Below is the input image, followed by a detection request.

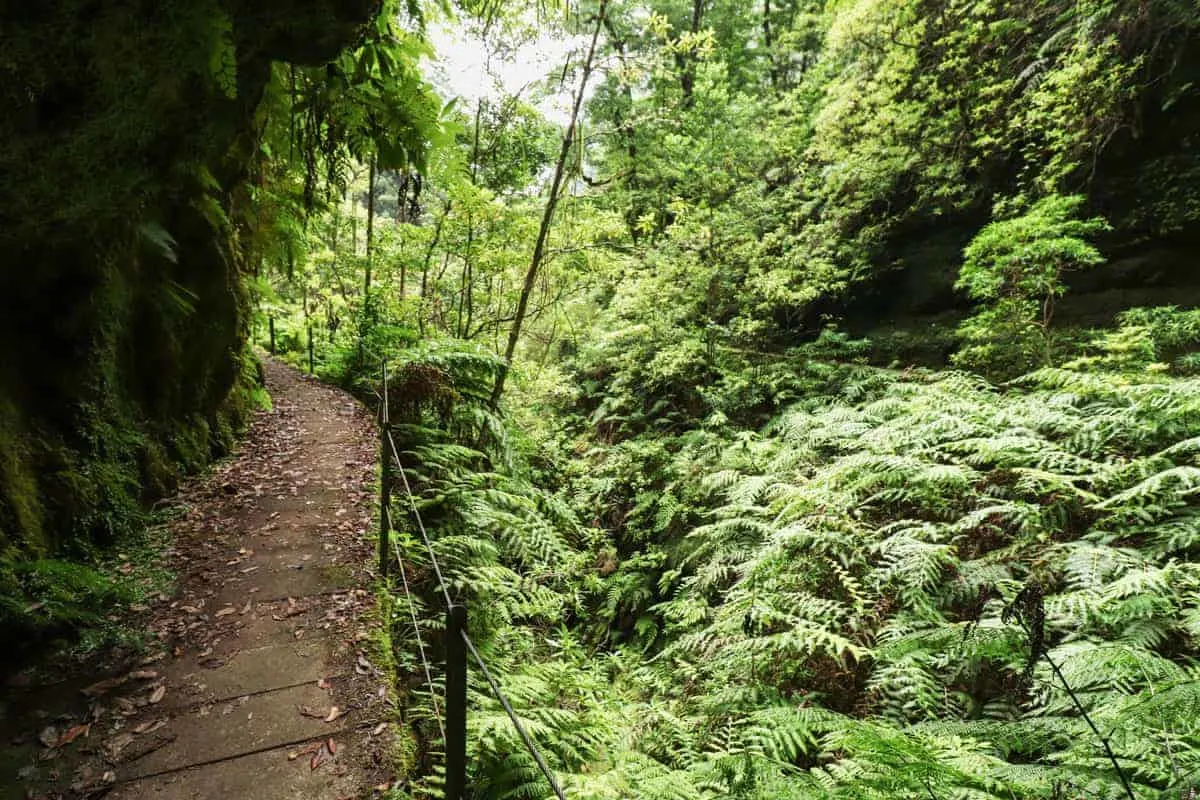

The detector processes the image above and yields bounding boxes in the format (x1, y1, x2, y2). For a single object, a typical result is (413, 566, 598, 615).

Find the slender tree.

(491, 0, 608, 403)
(365, 154, 377, 294)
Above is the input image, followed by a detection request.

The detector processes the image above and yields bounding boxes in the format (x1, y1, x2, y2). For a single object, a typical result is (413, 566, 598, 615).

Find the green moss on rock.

(0, 0, 377, 641)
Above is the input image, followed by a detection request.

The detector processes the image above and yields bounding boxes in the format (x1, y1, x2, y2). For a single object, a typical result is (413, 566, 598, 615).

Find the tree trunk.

(491, 0, 608, 404)
(357, 157, 376, 368)
(459, 99, 484, 339)
(364, 155, 376, 296)
(396, 171, 411, 298)
(419, 201, 450, 338)
(396, 173, 408, 224)
(676, 0, 706, 109)
(330, 200, 341, 255)
(763, 0, 779, 89)
(602, 16, 643, 243)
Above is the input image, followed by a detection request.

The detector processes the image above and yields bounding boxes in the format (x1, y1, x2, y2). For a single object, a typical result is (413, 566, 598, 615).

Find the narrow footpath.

(6, 360, 396, 799)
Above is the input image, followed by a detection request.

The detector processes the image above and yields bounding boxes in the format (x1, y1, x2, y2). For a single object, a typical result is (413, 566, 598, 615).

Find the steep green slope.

(382, 313, 1200, 799)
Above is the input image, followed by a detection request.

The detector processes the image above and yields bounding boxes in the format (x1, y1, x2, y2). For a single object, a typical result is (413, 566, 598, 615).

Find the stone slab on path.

(205, 598, 328, 655)
(0, 360, 396, 800)
(108, 739, 359, 800)
(158, 638, 335, 709)
(118, 682, 344, 780)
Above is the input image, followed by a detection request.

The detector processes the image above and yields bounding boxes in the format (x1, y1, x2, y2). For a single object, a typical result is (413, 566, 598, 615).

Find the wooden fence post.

(445, 603, 468, 800)
(379, 360, 391, 579)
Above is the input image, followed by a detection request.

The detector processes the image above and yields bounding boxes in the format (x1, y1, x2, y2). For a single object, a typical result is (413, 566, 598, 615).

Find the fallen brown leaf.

(286, 740, 322, 761)
(54, 724, 89, 747)
(215, 606, 237, 618)
(148, 685, 166, 704)
(81, 677, 127, 697)
(323, 706, 343, 723)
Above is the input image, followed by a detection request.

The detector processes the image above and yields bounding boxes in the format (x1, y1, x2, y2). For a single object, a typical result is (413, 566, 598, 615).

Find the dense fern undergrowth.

(291, 304, 1198, 800)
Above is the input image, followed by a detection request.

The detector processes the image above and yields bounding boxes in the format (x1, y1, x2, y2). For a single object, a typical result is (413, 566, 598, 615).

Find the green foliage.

(0, 559, 129, 632)
(256, 1, 1200, 798)
(583, 0, 1200, 341)
(370, 305, 1200, 800)
(1070, 307, 1200, 376)
(538, 333, 1200, 798)
(955, 195, 1109, 376)
(0, 509, 174, 659)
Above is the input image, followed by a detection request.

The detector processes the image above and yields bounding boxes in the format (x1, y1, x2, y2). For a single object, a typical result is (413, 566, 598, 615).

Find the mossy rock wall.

(0, 1, 375, 610)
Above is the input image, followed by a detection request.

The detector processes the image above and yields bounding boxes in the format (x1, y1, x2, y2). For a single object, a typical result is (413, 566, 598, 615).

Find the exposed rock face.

(0, 1, 376, 589)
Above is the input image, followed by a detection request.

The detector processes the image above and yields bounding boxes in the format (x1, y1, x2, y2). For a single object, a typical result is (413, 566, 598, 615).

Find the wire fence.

(383, 504, 445, 743)
(378, 360, 567, 800)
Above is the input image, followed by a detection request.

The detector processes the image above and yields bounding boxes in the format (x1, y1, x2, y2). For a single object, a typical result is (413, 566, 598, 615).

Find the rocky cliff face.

(0, 0, 376, 606)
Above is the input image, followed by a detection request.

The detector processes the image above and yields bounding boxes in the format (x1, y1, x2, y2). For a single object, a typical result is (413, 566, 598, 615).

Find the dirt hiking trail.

(2, 360, 396, 799)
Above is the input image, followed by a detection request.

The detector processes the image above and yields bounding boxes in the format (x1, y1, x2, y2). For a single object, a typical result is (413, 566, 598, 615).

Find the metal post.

(379, 361, 391, 579)
(268, 316, 276, 356)
(307, 324, 315, 373)
(445, 604, 468, 800)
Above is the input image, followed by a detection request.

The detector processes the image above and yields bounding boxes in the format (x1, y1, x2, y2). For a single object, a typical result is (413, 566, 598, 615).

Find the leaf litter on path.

(13, 363, 382, 798)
